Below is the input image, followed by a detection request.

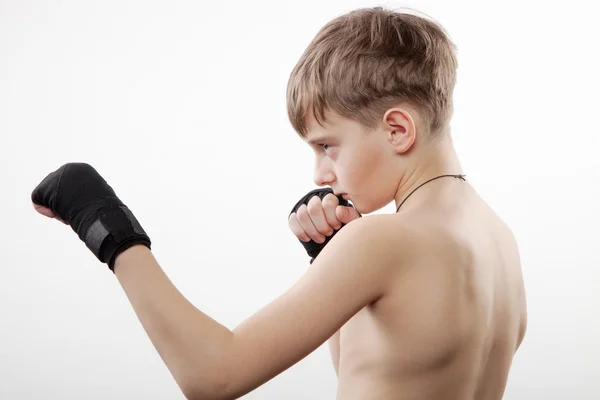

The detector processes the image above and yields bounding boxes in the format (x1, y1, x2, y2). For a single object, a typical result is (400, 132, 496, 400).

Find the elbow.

(180, 373, 233, 400)
(178, 337, 236, 399)
(178, 335, 238, 399)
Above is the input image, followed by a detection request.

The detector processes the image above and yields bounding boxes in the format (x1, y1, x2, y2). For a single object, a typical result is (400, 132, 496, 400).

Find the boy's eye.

(320, 144, 330, 152)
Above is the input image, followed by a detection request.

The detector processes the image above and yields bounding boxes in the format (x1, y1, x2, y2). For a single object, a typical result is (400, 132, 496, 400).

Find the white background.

(1, 0, 599, 398)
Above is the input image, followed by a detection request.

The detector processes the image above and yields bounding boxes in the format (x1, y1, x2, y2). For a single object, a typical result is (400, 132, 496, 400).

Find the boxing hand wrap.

(31, 163, 151, 271)
(289, 188, 361, 264)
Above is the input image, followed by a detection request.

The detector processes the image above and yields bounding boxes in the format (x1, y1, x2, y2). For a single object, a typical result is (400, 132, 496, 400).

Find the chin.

(354, 198, 391, 215)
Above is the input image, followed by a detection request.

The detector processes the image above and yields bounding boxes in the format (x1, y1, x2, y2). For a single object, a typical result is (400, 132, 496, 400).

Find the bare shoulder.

(334, 213, 428, 276)
(326, 213, 408, 262)
(341, 214, 418, 258)
(318, 214, 416, 283)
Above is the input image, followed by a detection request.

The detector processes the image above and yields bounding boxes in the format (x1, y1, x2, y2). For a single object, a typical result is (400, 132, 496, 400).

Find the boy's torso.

(332, 187, 527, 400)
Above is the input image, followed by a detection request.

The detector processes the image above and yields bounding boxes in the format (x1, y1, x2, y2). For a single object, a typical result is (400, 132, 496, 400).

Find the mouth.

(332, 189, 348, 199)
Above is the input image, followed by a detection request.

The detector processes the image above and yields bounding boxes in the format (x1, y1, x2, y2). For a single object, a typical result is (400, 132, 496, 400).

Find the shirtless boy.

(32, 7, 527, 400)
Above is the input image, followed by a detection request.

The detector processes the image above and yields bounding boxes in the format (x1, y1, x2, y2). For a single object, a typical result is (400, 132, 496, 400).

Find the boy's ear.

(382, 108, 416, 154)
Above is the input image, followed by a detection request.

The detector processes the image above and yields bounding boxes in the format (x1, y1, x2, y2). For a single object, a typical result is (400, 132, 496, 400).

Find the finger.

(33, 203, 68, 225)
(306, 196, 334, 236)
(336, 204, 361, 225)
(322, 193, 342, 230)
(288, 213, 311, 242)
(33, 203, 56, 218)
(296, 204, 327, 243)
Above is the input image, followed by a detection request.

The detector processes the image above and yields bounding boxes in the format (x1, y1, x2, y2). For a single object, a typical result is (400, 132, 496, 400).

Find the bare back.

(332, 184, 527, 400)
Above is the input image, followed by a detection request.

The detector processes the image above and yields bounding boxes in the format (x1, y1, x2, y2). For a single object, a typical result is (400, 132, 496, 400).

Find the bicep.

(220, 217, 397, 399)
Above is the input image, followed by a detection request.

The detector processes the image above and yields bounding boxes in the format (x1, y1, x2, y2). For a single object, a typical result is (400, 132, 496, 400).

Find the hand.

(31, 163, 151, 271)
(33, 203, 68, 225)
(288, 188, 361, 263)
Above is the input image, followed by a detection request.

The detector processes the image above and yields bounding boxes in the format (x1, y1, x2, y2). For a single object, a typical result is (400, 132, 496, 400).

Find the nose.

(313, 158, 335, 187)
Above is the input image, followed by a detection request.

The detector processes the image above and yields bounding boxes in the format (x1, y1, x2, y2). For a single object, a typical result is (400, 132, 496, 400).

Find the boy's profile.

(285, 7, 527, 399)
(31, 6, 527, 400)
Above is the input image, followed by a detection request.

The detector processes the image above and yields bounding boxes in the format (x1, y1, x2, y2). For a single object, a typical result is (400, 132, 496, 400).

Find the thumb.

(336, 205, 360, 225)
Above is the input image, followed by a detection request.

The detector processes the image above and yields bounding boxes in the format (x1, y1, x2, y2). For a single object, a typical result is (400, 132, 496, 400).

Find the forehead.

(303, 111, 353, 144)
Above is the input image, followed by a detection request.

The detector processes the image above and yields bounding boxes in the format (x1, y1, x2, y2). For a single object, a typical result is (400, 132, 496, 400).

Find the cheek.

(353, 147, 390, 192)
(339, 151, 371, 187)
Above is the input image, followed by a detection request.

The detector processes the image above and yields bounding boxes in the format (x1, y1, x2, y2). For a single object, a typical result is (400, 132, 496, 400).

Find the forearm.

(113, 245, 233, 398)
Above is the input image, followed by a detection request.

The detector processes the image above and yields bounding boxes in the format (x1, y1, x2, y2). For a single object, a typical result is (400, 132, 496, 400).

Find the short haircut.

(287, 7, 458, 138)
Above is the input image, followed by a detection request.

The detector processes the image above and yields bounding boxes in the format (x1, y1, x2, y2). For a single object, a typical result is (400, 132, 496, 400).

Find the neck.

(393, 135, 465, 212)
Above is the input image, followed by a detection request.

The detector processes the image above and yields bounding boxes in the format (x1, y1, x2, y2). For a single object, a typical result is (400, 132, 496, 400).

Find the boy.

(32, 6, 527, 400)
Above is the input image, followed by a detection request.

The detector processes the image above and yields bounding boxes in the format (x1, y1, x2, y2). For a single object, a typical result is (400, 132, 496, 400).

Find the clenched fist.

(288, 188, 361, 263)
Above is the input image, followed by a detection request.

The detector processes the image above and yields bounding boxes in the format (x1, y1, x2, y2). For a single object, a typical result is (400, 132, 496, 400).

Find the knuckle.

(306, 199, 321, 213)
(318, 227, 333, 236)
(308, 195, 321, 204)
(323, 199, 339, 214)
(329, 218, 342, 230)
(298, 235, 310, 242)
(323, 193, 339, 206)
(289, 222, 309, 241)
(296, 205, 308, 219)
(298, 231, 311, 242)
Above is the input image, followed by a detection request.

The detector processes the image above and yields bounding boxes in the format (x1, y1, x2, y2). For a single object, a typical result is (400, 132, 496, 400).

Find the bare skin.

(289, 183, 526, 400)
(328, 184, 526, 400)
(33, 106, 527, 399)
(289, 108, 527, 399)
(35, 186, 526, 400)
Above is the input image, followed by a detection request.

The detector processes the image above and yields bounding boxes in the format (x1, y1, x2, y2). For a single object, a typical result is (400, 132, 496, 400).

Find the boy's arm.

(114, 215, 401, 400)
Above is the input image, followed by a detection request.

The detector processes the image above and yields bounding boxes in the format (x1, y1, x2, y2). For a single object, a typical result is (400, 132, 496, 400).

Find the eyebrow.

(305, 135, 330, 145)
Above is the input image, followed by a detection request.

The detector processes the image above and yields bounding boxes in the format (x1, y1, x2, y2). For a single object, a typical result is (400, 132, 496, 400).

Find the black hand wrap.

(31, 163, 151, 271)
(289, 188, 360, 264)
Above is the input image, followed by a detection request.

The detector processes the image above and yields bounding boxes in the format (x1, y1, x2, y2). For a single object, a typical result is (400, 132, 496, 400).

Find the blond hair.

(286, 7, 458, 138)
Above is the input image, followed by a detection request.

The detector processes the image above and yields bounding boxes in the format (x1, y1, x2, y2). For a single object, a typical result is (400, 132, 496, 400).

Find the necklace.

(395, 174, 466, 213)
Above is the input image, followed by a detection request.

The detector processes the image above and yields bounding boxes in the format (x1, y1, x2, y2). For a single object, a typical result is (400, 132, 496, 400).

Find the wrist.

(112, 243, 152, 273)
(106, 237, 151, 272)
